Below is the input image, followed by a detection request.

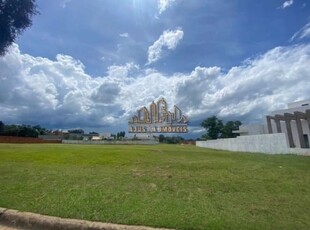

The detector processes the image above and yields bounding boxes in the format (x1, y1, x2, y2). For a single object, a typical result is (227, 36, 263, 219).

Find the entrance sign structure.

(128, 98, 188, 133)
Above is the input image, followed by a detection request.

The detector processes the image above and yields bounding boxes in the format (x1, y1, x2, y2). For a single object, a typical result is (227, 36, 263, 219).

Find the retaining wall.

(0, 136, 62, 144)
(196, 133, 310, 155)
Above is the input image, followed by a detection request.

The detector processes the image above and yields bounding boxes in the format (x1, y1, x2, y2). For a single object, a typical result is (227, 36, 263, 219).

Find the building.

(234, 99, 310, 149)
(266, 99, 310, 148)
(233, 124, 267, 136)
(197, 99, 310, 154)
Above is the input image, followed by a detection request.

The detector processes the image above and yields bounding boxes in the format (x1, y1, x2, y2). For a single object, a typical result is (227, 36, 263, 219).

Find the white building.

(234, 99, 310, 149)
(233, 124, 267, 136)
(266, 99, 310, 148)
(197, 99, 310, 154)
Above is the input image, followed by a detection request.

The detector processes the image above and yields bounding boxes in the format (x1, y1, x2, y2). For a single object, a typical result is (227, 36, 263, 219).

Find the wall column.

(306, 110, 310, 131)
(266, 116, 273, 133)
(294, 112, 306, 148)
(284, 113, 294, 148)
(274, 115, 282, 133)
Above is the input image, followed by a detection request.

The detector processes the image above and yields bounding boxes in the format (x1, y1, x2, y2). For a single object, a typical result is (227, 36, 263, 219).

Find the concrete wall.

(196, 133, 310, 155)
(0, 136, 61, 144)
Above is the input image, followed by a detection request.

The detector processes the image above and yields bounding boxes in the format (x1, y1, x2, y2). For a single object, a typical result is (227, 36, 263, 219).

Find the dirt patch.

(0, 208, 173, 230)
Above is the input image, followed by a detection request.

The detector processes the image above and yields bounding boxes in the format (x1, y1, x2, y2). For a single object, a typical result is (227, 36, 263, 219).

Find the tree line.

(1, 115, 241, 141)
(0, 121, 48, 138)
(0, 121, 128, 140)
(158, 135, 184, 144)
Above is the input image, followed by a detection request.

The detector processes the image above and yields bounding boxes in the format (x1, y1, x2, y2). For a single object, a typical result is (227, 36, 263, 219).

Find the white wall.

(196, 133, 310, 155)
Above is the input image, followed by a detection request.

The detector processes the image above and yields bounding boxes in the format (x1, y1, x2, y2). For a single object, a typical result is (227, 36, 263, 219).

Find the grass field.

(0, 143, 309, 229)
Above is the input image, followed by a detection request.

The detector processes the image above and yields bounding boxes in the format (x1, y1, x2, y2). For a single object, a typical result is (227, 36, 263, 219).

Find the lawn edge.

(0, 207, 174, 230)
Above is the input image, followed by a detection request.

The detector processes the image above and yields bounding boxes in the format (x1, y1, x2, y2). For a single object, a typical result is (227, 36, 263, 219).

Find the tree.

(116, 131, 125, 140)
(0, 124, 39, 137)
(18, 124, 39, 137)
(33, 125, 48, 135)
(89, 131, 99, 136)
(201, 116, 242, 139)
(201, 116, 224, 139)
(0, 0, 38, 56)
(68, 129, 84, 134)
(0, 121, 4, 134)
(158, 134, 165, 143)
(221, 120, 242, 138)
(157, 134, 184, 144)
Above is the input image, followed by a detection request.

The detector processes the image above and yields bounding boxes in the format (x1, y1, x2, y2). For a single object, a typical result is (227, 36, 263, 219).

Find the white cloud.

(158, 0, 176, 14)
(61, 0, 72, 8)
(107, 62, 139, 80)
(290, 21, 310, 41)
(281, 0, 294, 9)
(176, 45, 310, 123)
(119, 33, 129, 38)
(0, 43, 309, 134)
(147, 28, 184, 65)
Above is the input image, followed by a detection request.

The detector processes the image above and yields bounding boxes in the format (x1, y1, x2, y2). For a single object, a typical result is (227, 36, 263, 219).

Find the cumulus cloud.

(290, 21, 310, 41)
(147, 28, 184, 65)
(281, 0, 294, 9)
(91, 82, 121, 105)
(176, 44, 310, 124)
(158, 0, 176, 14)
(0, 43, 309, 134)
(119, 33, 129, 38)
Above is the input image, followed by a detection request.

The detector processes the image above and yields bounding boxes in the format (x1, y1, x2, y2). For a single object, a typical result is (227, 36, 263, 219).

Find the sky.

(0, 0, 310, 138)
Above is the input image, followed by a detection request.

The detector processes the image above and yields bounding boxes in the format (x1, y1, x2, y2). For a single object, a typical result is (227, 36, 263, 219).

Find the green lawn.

(0, 144, 309, 230)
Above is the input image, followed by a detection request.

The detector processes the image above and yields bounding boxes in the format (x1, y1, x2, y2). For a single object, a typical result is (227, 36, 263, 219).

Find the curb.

(0, 208, 173, 230)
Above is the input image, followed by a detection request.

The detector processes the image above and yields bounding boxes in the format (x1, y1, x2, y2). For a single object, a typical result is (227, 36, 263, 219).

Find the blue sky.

(1, 0, 310, 137)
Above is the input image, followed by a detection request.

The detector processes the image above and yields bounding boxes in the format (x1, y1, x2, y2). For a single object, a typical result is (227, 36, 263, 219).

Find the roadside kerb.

(0, 208, 173, 230)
